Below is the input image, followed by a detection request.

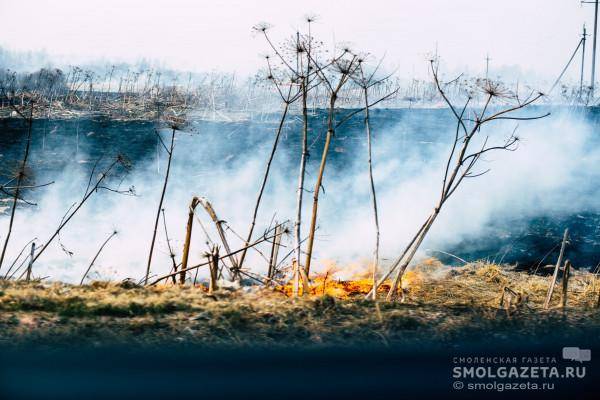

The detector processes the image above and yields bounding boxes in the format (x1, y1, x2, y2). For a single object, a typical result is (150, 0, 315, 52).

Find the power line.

(549, 37, 584, 94)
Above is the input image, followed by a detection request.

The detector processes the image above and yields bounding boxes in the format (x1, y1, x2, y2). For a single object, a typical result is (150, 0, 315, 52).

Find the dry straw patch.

(405, 261, 600, 309)
(1, 261, 598, 314)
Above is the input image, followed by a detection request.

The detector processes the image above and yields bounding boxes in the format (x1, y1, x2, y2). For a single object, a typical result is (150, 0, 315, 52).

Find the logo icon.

(562, 347, 591, 362)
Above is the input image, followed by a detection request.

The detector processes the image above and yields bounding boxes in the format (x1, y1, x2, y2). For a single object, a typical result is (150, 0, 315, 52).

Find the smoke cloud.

(0, 107, 598, 283)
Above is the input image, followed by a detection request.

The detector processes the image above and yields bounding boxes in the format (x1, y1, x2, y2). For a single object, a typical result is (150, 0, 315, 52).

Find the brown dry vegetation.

(0, 261, 598, 349)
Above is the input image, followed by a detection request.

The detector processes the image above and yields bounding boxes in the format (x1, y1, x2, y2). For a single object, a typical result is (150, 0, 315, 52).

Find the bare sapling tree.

(250, 20, 324, 293)
(303, 47, 360, 277)
(144, 111, 187, 285)
(0, 93, 55, 272)
(145, 126, 176, 284)
(237, 23, 305, 277)
(316, 58, 399, 299)
(355, 59, 386, 300)
(378, 61, 548, 301)
(0, 99, 34, 270)
(292, 16, 319, 280)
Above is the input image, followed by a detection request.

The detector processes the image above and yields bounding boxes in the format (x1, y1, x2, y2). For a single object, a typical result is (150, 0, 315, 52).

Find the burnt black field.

(0, 106, 599, 276)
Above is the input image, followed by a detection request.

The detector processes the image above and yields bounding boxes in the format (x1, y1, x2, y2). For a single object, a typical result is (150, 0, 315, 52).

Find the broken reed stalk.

(544, 228, 569, 309)
(80, 230, 117, 285)
(197, 197, 239, 278)
(257, 26, 316, 276)
(0, 102, 34, 271)
(149, 225, 284, 285)
(180, 196, 200, 284)
(25, 242, 35, 282)
(145, 128, 176, 285)
(237, 99, 290, 274)
(561, 259, 571, 308)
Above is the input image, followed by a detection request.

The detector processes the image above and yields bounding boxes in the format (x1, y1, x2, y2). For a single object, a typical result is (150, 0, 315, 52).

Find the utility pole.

(485, 54, 491, 80)
(581, 25, 588, 96)
(583, 0, 599, 91)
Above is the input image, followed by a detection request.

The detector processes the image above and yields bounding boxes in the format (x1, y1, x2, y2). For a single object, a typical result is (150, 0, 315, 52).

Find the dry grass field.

(0, 261, 598, 349)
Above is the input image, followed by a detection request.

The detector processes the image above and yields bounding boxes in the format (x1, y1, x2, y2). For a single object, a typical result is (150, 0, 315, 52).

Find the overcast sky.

(0, 0, 594, 82)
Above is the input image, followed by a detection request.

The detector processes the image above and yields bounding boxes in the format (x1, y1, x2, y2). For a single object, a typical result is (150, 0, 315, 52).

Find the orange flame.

(278, 260, 425, 299)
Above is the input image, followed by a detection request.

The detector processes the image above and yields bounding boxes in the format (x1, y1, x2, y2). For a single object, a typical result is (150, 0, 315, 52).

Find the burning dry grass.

(281, 259, 600, 309)
(0, 261, 598, 348)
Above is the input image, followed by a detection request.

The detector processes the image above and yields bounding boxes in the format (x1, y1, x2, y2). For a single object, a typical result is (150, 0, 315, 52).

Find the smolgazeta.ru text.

(452, 366, 585, 379)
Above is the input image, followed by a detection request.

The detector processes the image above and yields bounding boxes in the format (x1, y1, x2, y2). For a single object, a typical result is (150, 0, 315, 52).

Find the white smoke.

(0, 108, 598, 283)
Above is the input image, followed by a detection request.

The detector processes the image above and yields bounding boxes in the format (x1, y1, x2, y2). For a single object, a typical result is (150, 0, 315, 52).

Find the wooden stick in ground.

(299, 266, 310, 296)
(544, 228, 569, 309)
(180, 197, 200, 284)
(209, 245, 219, 294)
(25, 242, 35, 282)
(292, 258, 299, 297)
(267, 224, 282, 279)
(561, 259, 572, 308)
